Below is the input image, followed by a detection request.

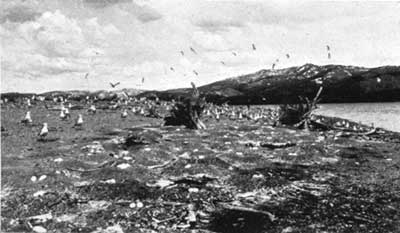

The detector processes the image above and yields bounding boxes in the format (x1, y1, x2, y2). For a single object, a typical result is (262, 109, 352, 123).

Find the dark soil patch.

(78, 179, 157, 200)
(230, 163, 314, 191)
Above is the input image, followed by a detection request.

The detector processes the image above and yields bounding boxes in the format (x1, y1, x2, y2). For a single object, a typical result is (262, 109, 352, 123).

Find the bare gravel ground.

(1, 102, 400, 233)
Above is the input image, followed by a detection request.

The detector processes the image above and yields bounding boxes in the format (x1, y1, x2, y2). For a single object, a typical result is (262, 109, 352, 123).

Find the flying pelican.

(272, 63, 276, 70)
(220, 61, 226, 65)
(21, 111, 33, 124)
(142, 77, 145, 83)
(232, 52, 237, 56)
(110, 82, 120, 88)
(38, 123, 48, 139)
(190, 47, 197, 54)
(252, 43, 256, 50)
(328, 52, 331, 59)
(286, 54, 290, 59)
(180, 51, 185, 56)
(170, 67, 175, 72)
(326, 45, 330, 51)
(193, 70, 199, 76)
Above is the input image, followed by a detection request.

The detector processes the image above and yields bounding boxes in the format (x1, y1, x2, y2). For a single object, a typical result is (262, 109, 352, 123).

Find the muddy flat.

(2, 102, 400, 233)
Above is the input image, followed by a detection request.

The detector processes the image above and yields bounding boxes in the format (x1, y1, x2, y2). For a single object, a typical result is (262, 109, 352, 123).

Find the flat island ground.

(1, 99, 400, 233)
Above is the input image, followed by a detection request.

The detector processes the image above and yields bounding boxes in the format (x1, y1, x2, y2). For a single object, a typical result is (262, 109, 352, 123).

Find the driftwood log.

(278, 86, 323, 130)
(164, 82, 206, 129)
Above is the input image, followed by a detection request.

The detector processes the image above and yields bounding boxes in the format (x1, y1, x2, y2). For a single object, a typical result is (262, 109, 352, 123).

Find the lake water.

(314, 102, 400, 132)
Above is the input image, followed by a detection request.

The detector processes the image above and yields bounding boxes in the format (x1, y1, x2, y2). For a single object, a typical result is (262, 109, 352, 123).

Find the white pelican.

(64, 108, 71, 118)
(88, 105, 96, 114)
(60, 109, 66, 120)
(38, 123, 48, 138)
(21, 111, 33, 124)
(74, 114, 84, 127)
(121, 109, 128, 118)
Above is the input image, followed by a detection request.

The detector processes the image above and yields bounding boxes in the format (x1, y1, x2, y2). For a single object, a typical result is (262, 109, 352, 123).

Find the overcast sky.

(1, 0, 400, 93)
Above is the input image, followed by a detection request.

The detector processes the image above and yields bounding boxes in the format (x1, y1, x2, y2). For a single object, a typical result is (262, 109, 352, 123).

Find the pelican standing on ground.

(21, 111, 33, 124)
(60, 109, 67, 120)
(74, 114, 84, 128)
(38, 123, 48, 139)
(121, 109, 128, 118)
(89, 104, 96, 114)
(64, 108, 71, 118)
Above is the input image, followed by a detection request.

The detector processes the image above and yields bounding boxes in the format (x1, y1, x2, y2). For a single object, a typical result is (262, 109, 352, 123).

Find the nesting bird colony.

(1, 93, 400, 233)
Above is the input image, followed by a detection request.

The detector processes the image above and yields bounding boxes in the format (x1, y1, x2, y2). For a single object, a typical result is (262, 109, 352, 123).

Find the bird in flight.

(252, 43, 256, 50)
(84, 73, 89, 79)
(170, 67, 175, 72)
(193, 70, 199, 76)
(326, 45, 330, 51)
(190, 47, 197, 54)
(272, 63, 276, 70)
(180, 51, 185, 56)
(142, 77, 145, 83)
(232, 52, 237, 56)
(328, 52, 331, 59)
(109, 82, 120, 88)
(286, 54, 290, 59)
(220, 61, 226, 65)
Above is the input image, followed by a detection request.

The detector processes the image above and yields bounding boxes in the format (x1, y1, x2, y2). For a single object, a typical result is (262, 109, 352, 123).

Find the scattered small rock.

(32, 226, 47, 233)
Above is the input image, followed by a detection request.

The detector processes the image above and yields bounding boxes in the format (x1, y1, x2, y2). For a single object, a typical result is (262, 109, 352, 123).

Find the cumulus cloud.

(1, 0, 400, 92)
(0, 4, 41, 23)
(83, 0, 131, 8)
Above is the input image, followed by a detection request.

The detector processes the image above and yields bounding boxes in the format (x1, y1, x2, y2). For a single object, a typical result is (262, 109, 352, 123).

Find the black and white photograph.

(1, 0, 400, 232)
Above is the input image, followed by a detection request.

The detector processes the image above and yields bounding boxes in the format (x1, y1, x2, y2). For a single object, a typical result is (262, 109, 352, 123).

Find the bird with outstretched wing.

(110, 82, 120, 88)
(190, 47, 197, 54)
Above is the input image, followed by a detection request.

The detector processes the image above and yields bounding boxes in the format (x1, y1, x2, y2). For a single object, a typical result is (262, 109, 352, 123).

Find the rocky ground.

(1, 102, 400, 233)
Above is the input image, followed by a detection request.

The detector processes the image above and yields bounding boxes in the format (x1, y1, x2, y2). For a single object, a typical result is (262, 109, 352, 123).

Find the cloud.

(83, 0, 132, 8)
(1, 10, 122, 87)
(0, 4, 41, 23)
(2, 0, 400, 93)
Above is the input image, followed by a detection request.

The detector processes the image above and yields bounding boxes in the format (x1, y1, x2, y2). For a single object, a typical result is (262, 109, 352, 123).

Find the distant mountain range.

(2, 64, 400, 104)
(139, 64, 400, 104)
(1, 88, 145, 101)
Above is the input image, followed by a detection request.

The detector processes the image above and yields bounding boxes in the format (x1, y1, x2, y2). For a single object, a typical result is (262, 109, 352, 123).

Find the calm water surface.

(315, 102, 400, 132)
